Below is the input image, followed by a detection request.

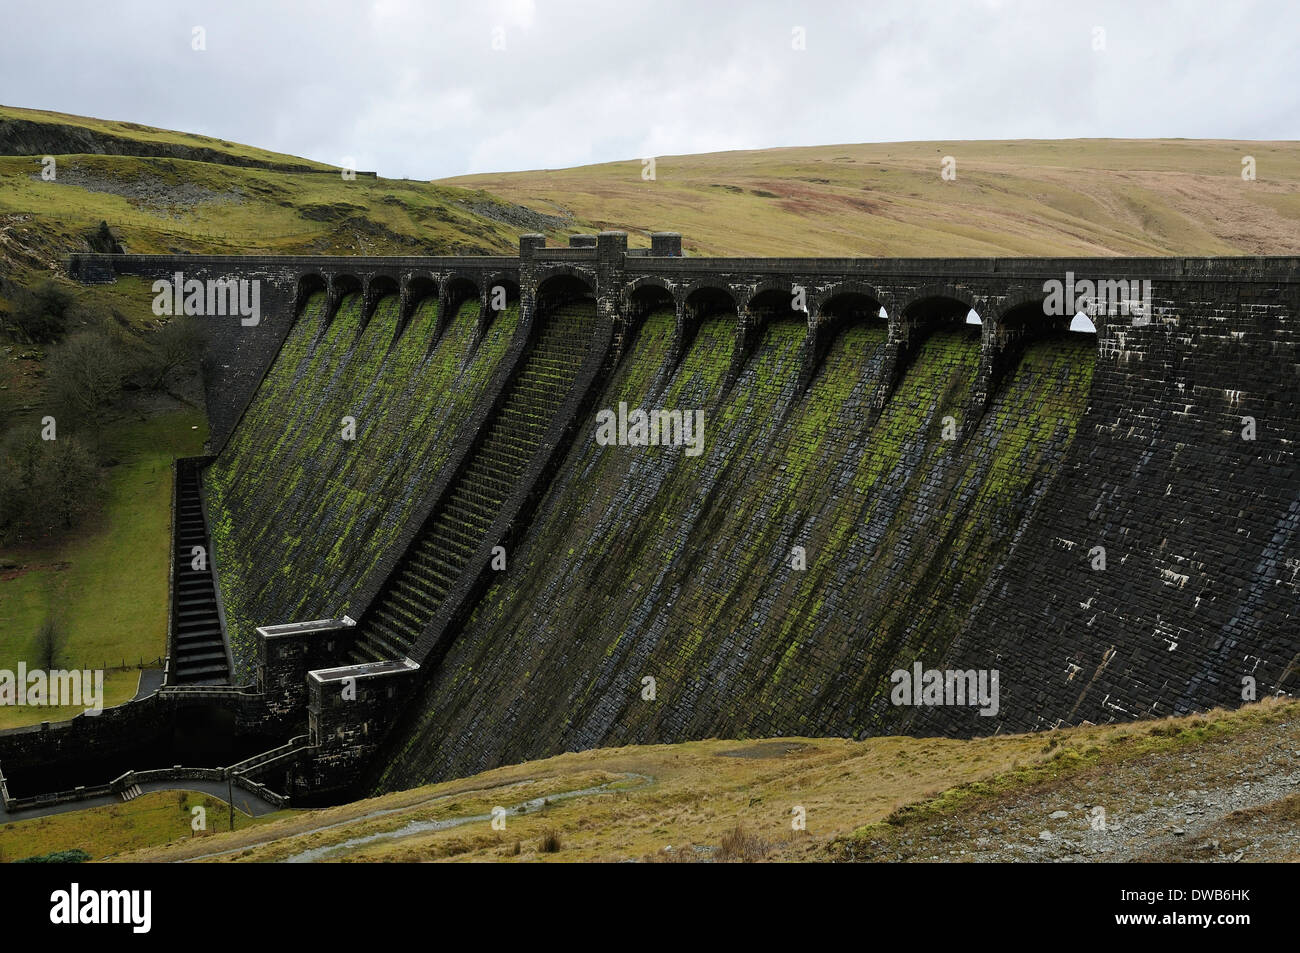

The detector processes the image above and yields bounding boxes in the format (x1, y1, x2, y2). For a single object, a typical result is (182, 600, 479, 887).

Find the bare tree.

(34, 616, 66, 670)
(45, 326, 126, 421)
(140, 316, 205, 391)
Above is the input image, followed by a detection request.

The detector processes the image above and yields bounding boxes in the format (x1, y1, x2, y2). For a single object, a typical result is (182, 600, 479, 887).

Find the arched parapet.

(621, 275, 678, 312)
(361, 274, 400, 330)
(735, 277, 801, 321)
(397, 273, 439, 348)
(438, 273, 483, 343)
(808, 280, 887, 329)
(729, 284, 808, 388)
(678, 283, 739, 369)
(534, 268, 597, 315)
(534, 264, 598, 297)
(294, 272, 327, 319)
(874, 284, 985, 418)
(323, 273, 362, 331)
(895, 282, 983, 346)
(800, 282, 889, 393)
(619, 276, 677, 369)
(479, 273, 520, 336)
(978, 287, 1075, 402)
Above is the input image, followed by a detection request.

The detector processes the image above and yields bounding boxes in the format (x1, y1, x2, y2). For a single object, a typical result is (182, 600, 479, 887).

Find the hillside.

(0, 104, 535, 288)
(440, 139, 1300, 257)
(80, 698, 1297, 862)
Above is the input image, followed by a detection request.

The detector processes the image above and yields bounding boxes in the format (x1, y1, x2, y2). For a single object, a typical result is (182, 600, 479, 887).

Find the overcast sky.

(2, 0, 1296, 180)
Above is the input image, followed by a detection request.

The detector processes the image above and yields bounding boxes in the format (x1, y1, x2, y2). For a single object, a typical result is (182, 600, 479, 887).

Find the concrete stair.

(171, 461, 230, 684)
(348, 304, 594, 664)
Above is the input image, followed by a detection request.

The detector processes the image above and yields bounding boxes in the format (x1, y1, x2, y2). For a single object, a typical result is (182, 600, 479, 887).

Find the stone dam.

(1, 231, 1296, 809)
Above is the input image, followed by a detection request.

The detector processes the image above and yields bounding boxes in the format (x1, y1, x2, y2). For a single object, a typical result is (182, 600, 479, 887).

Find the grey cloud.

(0, 0, 1294, 179)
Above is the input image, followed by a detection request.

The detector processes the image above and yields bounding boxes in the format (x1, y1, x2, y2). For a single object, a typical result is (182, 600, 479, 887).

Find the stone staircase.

(171, 458, 230, 684)
(349, 302, 596, 664)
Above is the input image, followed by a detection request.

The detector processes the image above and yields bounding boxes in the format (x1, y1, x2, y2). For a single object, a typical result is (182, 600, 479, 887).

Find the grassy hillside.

(440, 139, 1300, 257)
(0, 104, 339, 173)
(70, 697, 1295, 863)
(0, 104, 536, 290)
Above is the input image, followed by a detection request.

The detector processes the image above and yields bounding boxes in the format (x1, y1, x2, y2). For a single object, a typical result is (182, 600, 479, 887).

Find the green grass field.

(0, 408, 207, 728)
(0, 789, 288, 862)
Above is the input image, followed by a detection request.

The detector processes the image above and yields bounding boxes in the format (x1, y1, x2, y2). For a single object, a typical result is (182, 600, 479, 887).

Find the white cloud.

(0, 0, 1294, 179)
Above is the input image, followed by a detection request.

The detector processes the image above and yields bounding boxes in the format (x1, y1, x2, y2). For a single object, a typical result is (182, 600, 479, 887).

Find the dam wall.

(55, 236, 1300, 801)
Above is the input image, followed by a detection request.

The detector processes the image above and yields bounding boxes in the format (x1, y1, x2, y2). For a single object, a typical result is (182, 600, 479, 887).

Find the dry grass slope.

(87, 698, 1300, 863)
(440, 139, 1300, 257)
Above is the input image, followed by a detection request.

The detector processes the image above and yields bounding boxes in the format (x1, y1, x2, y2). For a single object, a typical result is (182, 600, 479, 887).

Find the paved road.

(0, 777, 282, 824)
(133, 668, 166, 700)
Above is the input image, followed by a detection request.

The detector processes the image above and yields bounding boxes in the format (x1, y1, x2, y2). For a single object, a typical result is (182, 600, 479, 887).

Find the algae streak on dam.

(370, 311, 1094, 789)
(204, 288, 1095, 787)
(206, 291, 519, 676)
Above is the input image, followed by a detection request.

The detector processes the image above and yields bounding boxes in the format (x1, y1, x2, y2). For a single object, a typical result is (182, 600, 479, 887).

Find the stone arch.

(362, 274, 400, 328)
(897, 284, 986, 346)
(742, 285, 806, 335)
(443, 272, 481, 301)
(294, 272, 327, 317)
(989, 290, 1073, 346)
(323, 273, 362, 329)
(329, 273, 362, 294)
(622, 277, 676, 332)
(802, 283, 890, 387)
(535, 263, 598, 295)
(481, 273, 521, 334)
(681, 282, 737, 320)
(397, 274, 439, 345)
(622, 275, 677, 309)
(880, 285, 985, 406)
(441, 273, 482, 332)
(730, 283, 811, 393)
(532, 270, 598, 341)
(536, 268, 596, 301)
(736, 277, 799, 316)
(976, 290, 1099, 417)
(810, 280, 887, 326)
(901, 283, 981, 320)
(678, 284, 738, 361)
(614, 277, 678, 372)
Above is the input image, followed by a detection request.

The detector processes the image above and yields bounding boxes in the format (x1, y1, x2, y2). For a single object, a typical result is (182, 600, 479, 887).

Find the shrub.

(85, 221, 124, 254)
(45, 326, 127, 421)
(0, 429, 102, 542)
(14, 848, 91, 863)
(2, 279, 82, 344)
(716, 824, 769, 862)
(538, 829, 563, 854)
